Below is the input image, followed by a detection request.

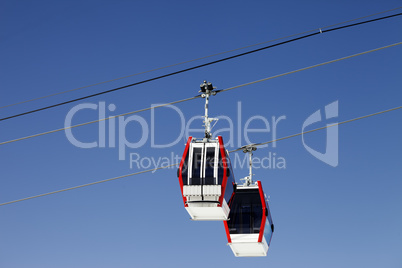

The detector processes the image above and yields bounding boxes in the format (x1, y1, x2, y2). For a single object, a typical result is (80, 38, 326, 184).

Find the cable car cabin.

(224, 181, 274, 257)
(177, 136, 235, 220)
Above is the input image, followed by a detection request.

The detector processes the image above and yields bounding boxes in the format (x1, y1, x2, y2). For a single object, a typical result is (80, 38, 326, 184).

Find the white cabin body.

(178, 136, 235, 220)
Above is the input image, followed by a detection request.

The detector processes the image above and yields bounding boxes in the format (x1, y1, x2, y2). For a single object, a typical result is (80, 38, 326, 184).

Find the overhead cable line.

(215, 42, 402, 94)
(0, 96, 201, 146)
(228, 105, 402, 153)
(0, 41, 401, 147)
(1, 6, 400, 110)
(0, 164, 178, 207)
(1, 105, 400, 207)
(1, 12, 401, 122)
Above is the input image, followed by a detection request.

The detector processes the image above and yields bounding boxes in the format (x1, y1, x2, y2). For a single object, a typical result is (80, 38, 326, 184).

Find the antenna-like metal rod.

(204, 92, 210, 137)
(249, 149, 253, 183)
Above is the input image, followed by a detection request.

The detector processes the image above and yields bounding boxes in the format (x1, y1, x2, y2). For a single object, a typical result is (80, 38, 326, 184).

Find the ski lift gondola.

(224, 146, 274, 257)
(178, 136, 235, 220)
(177, 81, 235, 220)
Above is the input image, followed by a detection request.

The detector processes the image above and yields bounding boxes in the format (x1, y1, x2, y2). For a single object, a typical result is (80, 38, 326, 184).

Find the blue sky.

(1, 1, 401, 267)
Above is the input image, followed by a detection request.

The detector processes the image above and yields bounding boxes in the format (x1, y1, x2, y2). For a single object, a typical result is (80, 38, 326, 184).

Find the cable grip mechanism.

(199, 81, 218, 139)
(239, 145, 257, 186)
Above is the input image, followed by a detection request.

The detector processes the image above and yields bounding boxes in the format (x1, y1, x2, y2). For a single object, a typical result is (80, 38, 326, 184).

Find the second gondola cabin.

(224, 181, 274, 257)
(177, 136, 235, 220)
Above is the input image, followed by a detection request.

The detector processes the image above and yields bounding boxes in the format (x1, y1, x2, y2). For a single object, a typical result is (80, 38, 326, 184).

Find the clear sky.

(1, 1, 401, 267)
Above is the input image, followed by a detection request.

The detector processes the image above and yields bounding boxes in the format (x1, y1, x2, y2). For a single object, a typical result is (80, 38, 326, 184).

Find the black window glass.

(181, 153, 189, 185)
(240, 205, 251, 233)
(217, 150, 223, 185)
(227, 189, 263, 234)
(191, 147, 202, 184)
(223, 153, 235, 201)
(253, 204, 262, 233)
(204, 147, 215, 184)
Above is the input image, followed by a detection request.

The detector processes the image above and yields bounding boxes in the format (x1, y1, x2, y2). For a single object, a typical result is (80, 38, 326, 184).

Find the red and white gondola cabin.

(224, 181, 274, 257)
(177, 136, 235, 220)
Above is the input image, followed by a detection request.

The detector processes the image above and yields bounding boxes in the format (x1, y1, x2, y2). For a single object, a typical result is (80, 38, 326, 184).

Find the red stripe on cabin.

(257, 181, 267, 243)
(217, 136, 227, 207)
(179, 136, 192, 207)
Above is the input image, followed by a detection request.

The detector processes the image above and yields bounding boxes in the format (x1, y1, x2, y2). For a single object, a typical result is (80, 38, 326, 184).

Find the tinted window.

(223, 153, 235, 202)
(227, 189, 263, 234)
(253, 204, 262, 233)
(265, 201, 274, 245)
(204, 147, 215, 184)
(181, 153, 189, 185)
(264, 223, 273, 246)
(191, 147, 202, 185)
(217, 150, 223, 185)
